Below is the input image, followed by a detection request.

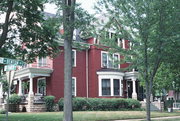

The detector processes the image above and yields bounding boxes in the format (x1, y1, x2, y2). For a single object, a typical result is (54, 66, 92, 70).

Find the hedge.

(44, 96, 55, 112)
(58, 97, 141, 111)
(9, 94, 21, 104)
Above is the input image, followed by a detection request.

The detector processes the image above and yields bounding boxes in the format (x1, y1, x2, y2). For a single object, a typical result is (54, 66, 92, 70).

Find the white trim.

(101, 51, 108, 68)
(72, 77, 77, 96)
(37, 77, 46, 95)
(72, 49, 76, 67)
(111, 78, 113, 96)
(122, 39, 125, 49)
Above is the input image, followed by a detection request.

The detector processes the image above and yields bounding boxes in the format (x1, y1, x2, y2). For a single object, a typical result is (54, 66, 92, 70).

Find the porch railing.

(19, 63, 52, 70)
(173, 102, 180, 109)
(20, 94, 45, 104)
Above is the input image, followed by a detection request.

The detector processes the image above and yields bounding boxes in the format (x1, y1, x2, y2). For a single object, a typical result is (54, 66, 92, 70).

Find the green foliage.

(44, 95, 55, 112)
(9, 94, 21, 104)
(154, 63, 180, 93)
(22, 82, 28, 90)
(58, 97, 141, 111)
(0, 109, 6, 114)
(0, 0, 60, 62)
(0, 77, 8, 94)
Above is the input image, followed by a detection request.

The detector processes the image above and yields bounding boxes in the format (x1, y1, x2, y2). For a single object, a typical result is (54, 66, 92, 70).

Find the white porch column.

(0, 82, 3, 104)
(132, 78, 137, 100)
(110, 78, 114, 96)
(18, 79, 23, 96)
(0, 82, 3, 98)
(27, 74, 34, 112)
(29, 75, 34, 96)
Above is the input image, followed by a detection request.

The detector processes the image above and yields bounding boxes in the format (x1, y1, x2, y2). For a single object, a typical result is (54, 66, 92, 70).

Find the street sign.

(4, 64, 17, 71)
(0, 57, 25, 66)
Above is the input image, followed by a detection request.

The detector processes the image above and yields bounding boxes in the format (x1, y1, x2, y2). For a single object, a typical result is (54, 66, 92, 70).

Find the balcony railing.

(19, 63, 52, 70)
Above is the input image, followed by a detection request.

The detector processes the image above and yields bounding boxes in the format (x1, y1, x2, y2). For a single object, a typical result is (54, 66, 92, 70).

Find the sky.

(44, 0, 97, 14)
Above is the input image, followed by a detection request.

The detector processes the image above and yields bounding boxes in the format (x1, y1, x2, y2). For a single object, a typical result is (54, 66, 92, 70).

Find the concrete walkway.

(114, 116, 180, 121)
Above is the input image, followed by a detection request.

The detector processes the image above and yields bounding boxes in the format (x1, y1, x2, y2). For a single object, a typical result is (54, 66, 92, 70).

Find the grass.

(0, 111, 180, 121)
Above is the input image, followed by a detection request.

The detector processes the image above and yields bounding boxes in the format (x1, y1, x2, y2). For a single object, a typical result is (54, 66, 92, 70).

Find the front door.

(127, 81, 132, 98)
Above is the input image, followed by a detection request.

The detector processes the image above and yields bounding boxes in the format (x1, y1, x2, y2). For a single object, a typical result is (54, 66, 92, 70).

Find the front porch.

(13, 63, 53, 112)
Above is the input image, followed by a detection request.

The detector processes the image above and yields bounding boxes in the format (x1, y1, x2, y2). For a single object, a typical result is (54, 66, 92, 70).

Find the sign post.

(0, 57, 25, 121)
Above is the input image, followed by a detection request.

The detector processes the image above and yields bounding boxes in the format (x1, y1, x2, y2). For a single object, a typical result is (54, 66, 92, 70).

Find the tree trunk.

(64, 39, 72, 121)
(0, 0, 13, 49)
(62, 0, 75, 121)
(144, 38, 151, 121)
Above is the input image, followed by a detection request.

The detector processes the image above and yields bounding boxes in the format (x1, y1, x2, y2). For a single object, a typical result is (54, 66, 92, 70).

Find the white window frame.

(101, 78, 111, 96)
(97, 72, 124, 97)
(101, 51, 120, 69)
(72, 49, 76, 67)
(37, 77, 46, 95)
(99, 78, 123, 97)
(122, 39, 126, 49)
(72, 77, 77, 96)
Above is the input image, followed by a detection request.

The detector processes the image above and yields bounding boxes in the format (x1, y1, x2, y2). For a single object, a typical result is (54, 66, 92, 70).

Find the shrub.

(44, 95, 55, 112)
(9, 94, 21, 104)
(0, 109, 6, 114)
(58, 97, 141, 111)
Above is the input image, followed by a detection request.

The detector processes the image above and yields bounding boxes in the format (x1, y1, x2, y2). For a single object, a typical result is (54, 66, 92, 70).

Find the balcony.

(14, 63, 53, 80)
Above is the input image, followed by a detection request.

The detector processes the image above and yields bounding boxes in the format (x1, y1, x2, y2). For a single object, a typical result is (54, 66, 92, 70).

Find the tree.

(49, 0, 95, 120)
(0, 0, 60, 62)
(96, 0, 179, 120)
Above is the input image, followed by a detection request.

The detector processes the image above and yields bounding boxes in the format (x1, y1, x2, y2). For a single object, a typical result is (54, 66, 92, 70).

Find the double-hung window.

(102, 79, 111, 95)
(72, 77, 76, 96)
(37, 78, 46, 96)
(72, 50, 76, 67)
(101, 52, 119, 69)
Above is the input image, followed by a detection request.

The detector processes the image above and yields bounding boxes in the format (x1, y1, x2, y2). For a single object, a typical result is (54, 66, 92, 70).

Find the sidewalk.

(114, 116, 180, 121)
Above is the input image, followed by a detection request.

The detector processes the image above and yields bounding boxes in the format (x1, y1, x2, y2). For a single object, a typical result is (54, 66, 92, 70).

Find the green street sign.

(4, 64, 17, 71)
(0, 57, 25, 66)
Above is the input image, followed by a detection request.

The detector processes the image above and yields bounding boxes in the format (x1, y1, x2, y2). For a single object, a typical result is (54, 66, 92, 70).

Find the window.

(37, 78, 46, 96)
(114, 54, 119, 68)
(38, 57, 47, 67)
(102, 52, 108, 67)
(99, 77, 123, 96)
(72, 50, 76, 67)
(113, 79, 120, 95)
(72, 77, 76, 96)
(101, 52, 120, 69)
(102, 79, 111, 95)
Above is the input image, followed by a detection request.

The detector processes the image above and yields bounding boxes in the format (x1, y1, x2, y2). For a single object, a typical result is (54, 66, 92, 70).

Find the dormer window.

(101, 51, 120, 69)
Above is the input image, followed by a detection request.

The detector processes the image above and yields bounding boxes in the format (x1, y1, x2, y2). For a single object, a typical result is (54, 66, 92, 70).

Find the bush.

(0, 109, 6, 114)
(9, 94, 21, 104)
(44, 96, 55, 112)
(58, 97, 141, 111)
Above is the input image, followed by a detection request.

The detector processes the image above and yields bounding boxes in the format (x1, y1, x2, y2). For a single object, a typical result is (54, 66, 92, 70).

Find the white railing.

(173, 102, 180, 109)
(19, 63, 52, 70)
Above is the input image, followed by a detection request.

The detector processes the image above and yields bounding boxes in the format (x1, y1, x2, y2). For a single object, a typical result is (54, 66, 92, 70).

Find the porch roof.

(14, 67, 53, 79)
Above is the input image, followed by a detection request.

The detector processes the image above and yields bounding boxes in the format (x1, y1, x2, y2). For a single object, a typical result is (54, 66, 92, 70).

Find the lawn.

(0, 111, 180, 121)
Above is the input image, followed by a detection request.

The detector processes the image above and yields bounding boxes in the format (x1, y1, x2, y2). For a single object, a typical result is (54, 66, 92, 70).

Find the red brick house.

(6, 35, 143, 112)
